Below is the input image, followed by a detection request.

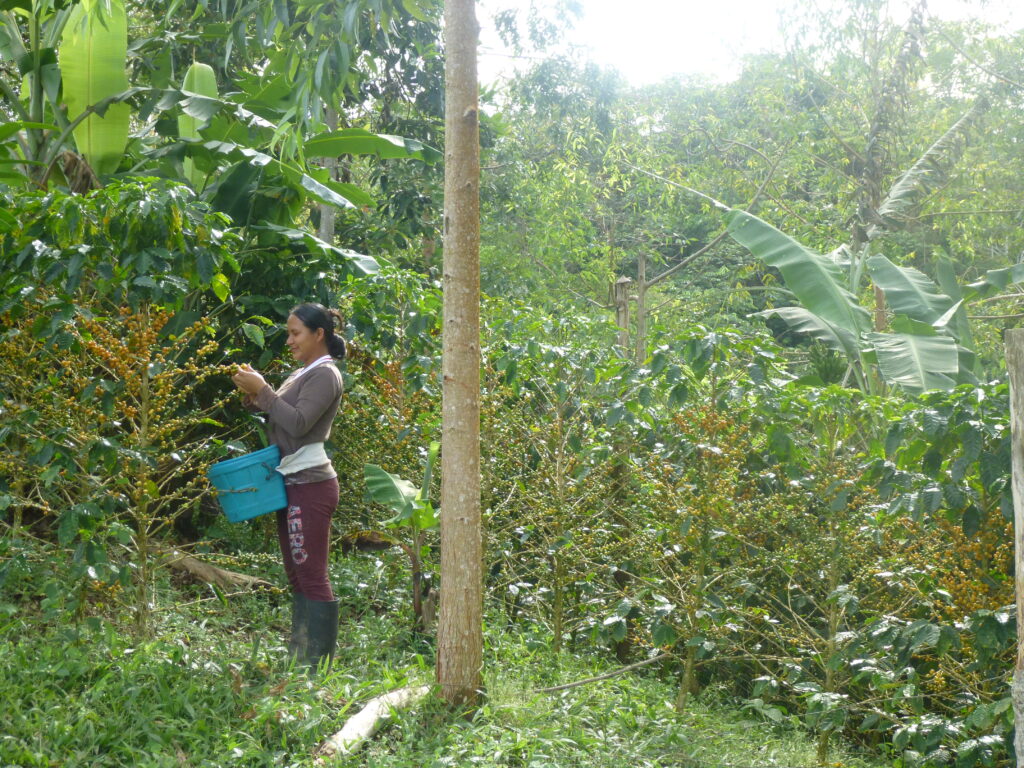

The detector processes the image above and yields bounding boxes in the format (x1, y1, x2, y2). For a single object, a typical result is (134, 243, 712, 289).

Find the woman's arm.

(254, 367, 341, 439)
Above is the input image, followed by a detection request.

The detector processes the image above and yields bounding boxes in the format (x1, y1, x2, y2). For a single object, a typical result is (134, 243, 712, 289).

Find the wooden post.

(1003, 328, 1024, 766)
(437, 0, 483, 706)
(635, 254, 647, 364)
(613, 276, 631, 356)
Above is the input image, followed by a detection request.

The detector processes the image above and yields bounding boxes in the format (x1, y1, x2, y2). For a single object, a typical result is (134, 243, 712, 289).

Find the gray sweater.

(254, 364, 343, 484)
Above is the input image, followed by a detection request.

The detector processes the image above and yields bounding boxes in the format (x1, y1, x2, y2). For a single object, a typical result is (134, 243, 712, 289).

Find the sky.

(476, 0, 1024, 87)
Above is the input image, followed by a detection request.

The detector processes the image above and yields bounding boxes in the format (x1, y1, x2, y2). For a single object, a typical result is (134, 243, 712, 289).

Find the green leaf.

(603, 616, 627, 643)
(254, 224, 379, 276)
(873, 101, 984, 235)
(364, 463, 419, 522)
(210, 272, 230, 302)
(0, 121, 59, 142)
(767, 424, 793, 459)
(60, 0, 131, 175)
(57, 507, 79, 545)
(651, 620, 677, 647)
(294, 167, 356, 209)
(606, 401, 626, 426)
(668, 383, 688, 407)
(178, 62, 219, 189)
(962, 505, 981, 538)
(203, 159, 262, 223)
(907, 620, 941, 652)
(305, 128, 441, 164)
(210, 582, 228, 606)
(866, 332, 959, 394)
(420, 441, 439, 502)
(411, 500, 438, 531)
(728, 210, 870, 335)
(890, 314, 938, 336)
(401, 0, 430, 22)
(200, 140, 359, 210)
(859, 713, 882, 732)
(324, 179, 374, 208)
(240, 322, 264, 348)
(755, 306, 861, 362)
(971, 263, 1024, 296)
(867, 255, 954, 324)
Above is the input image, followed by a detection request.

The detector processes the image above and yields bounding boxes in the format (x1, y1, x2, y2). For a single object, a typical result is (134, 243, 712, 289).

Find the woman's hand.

(232, 364, 268, 396)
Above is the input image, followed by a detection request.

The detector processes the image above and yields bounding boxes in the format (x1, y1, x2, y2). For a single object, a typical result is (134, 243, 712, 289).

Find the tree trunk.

(872, 284, 887, 332)
(1002, 329, 1024, 763)
(436, 0, 483, 707)
(318, 108, 339, 244)
(423, 234, 437, 275)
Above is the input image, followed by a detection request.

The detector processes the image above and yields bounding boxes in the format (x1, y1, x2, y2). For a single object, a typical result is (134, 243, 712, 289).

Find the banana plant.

(725, 95, 996, 396)
(727, 210, 995, 396)
(0, 0, 139, 187)
(363, 441, 439, 631)
(0, 0, 75, 186)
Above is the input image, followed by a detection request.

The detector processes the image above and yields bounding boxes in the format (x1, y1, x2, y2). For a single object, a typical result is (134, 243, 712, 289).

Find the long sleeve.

(255, 366, 343, 440)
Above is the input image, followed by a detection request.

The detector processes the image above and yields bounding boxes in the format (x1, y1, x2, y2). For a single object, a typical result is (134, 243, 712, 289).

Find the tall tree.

(436, 0, 483, 705)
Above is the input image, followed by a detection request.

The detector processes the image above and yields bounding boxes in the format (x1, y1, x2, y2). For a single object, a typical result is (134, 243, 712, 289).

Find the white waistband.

(276, 443, 330, 475)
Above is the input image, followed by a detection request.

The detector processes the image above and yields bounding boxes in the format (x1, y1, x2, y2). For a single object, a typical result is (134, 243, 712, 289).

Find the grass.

(0, 549, 888, 768)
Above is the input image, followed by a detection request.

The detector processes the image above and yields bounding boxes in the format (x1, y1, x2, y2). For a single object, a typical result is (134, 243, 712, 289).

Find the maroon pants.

(276, 477, 338, 601)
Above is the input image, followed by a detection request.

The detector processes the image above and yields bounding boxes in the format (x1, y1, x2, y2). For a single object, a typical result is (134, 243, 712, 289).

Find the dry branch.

(316, 685, 431, 760)
(533, 653, 670, 693)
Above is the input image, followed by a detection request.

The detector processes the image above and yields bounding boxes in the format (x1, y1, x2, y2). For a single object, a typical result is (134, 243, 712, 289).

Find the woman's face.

(285, 314, 325, 366)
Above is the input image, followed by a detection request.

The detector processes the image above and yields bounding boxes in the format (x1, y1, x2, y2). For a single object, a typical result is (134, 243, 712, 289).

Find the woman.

(231, 303, 345, 671)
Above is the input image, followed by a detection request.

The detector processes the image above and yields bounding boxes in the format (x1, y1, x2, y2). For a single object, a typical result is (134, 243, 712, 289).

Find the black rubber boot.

(302, 598, 339, 673)
(288, 593, 309, 660)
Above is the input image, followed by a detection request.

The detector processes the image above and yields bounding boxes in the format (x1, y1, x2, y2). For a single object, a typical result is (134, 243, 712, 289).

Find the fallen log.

(162, 549, 271, 590)
(317, 685, 431, 760)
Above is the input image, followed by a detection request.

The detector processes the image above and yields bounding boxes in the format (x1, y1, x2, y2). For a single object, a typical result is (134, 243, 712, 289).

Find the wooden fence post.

(613, 276, 632, 356)
(1003, 328, 1024, 767)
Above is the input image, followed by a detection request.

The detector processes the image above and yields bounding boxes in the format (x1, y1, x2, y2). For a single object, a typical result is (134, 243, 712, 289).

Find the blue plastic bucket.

(207, 445, 287, 522)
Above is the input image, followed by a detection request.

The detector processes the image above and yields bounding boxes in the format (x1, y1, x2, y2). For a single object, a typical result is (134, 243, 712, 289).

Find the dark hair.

(290, 303, 346, 359)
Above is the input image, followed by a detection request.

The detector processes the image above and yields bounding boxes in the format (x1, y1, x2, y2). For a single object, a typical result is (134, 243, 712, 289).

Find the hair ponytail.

(326, 334, 346, 359)
(290, 303, 347, 360)
(326, 308, 347, 359)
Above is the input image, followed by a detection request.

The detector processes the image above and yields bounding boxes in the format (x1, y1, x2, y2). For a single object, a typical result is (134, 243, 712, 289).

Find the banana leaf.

(305, 128, 441, 164)
(364, 463, 419, 521)
(59, 0, 130, 175)
(867, 254, 955, 325)
(934, 256, 976, 357)
(964, 263, 1024, 300)
(866, 332, 959, 395)
(872, 101, 984, 237)
(728, 210, 871, 335)
(178, 62, 218, 189)
(755, 306, 861, 363)
(364, 463, 438, 530)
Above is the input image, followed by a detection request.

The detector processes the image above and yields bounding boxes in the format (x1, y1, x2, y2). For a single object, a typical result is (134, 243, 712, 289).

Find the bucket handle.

(216, 461, 281, 494)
